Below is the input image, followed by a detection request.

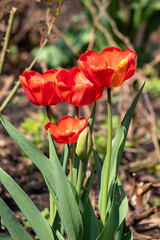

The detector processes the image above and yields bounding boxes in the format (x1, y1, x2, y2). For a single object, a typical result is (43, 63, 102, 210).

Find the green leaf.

(97, 181, 128, 240)
(0, 234, 13, 240)
(55, 231, 65, 240)
(93, 149, 102, 189)
(0, 114, 56, 194)
(122, 231, 133, 240)
(82, 199, 99, 240)
(0, 198, 33, 240)
(0, 169, 54, 240)
(124, 231, 133, 240)
(60, 144, 69, 173)
(81, 167, 95, 209)
(88, 102, 96, 133)
(108, 83, 145, 190)
(48, 132, 83, 240)
(98, 83, 145, 218)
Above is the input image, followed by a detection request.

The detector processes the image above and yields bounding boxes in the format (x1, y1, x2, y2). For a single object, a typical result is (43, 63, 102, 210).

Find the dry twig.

(0, 0, 63, 113)
(0, 7, 17, 75)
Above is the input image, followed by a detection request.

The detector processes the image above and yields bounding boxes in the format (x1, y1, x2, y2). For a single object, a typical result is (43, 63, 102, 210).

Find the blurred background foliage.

(30, 0, 160, 68)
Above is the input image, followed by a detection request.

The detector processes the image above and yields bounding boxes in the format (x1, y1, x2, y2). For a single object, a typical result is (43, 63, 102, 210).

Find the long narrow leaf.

(0, 169, 54, 240)
(97, 191, 128, 240)
(0, 114, 56, 193)
(122, 231, 133, 240)
(56, 230, 65, 240)
(0, 198, 33, 240)
(93, 149, 102, 189)
(60, 144, 69, 173)
(109, 83, 145, 189)
(0, 234, 13, 240)
(88, 102, 96, 133)
(81, 167, 95, 209)
(99, 83, 145, 217)
(48, 132, 83, 240)
(82, 199, 99, 240)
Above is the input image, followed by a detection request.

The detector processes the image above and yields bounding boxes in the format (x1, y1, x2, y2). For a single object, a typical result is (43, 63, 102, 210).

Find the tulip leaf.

(97, 180, 128, 240)
(81, 167, 95, 210)
(0, 198, 33, 240)
(0, 114, 56, 194)
(108, 83, 145, 189)
(60, 144, 69, 173)
(48, 132, 83, 240)
(122, 231, 133, 240)
(88, 102, 96, 133)
(82, 199, 99, 240)
(55, 230, 65, 240)
(0, 234, 13, 240)
(93, 149, 102, 190)
(0, 169, 54, 240)
(99, 82, 145, 218)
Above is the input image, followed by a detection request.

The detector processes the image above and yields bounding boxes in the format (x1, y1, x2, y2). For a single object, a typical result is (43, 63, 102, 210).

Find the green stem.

(49, 146, 54, 226)
(0, 80, 20, 113)
(75, 106, 79, 119)
(73, 106, 79, 166)
(0, 7, 17, 75)
(67, 144, 73, 183)
(101, 88, 112, 227)
(76, 159, 84, 205)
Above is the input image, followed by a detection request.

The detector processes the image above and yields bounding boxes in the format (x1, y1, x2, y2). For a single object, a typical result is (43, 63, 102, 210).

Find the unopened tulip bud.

(76, 125, 93, 160)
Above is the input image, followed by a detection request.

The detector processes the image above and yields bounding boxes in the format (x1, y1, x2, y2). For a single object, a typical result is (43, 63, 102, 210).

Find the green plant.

(20, 111, 54, 145)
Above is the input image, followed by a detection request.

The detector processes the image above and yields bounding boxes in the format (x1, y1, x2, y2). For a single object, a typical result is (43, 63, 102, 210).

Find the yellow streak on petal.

(110, 59, 128, 87)
(65, 130, 70, 134)
(90, 65, 104, 70)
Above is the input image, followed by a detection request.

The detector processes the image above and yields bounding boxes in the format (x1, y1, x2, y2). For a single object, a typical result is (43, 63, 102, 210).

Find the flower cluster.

(19, 47, 136, 144)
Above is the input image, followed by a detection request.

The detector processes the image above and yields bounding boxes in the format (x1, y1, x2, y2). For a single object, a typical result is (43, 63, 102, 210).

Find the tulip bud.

(76, 125, 93, 160)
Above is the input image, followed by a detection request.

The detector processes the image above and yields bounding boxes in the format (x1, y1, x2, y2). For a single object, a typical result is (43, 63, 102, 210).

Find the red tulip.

(55, 67, 104, 107)
(19, 70, 62, 106)
(78, 47, 136, 88)
(44, 116, 88, 144)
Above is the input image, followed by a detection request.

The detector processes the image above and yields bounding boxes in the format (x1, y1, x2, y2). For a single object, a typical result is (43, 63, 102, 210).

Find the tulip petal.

(56, 67, 104, 107)
(124, 58, 136, 81)
(19, 71, 40, 105)
(113, 49, 136, 68)
(110, 59, 128, 87)
(42, 70, 62, 105)
(79, 47, 136, 88)
(44, 116, 87, 144)
(78, 50, 111, 87)
(100, 47, 122, 69)
(58, 116, 75, 132)
(20, 70, 62, 106)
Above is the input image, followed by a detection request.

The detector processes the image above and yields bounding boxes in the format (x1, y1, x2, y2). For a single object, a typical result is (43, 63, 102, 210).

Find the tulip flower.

(55, 67, 104, 107)
(19, 70, 62, 106)
(78, 47, 136, 88)
(44, 116, 88, 144)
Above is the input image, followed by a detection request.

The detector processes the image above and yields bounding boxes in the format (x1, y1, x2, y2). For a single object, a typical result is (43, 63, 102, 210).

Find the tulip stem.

(46, 106, 55, 122)
(75, 106, 79, 119)
(101, 87, 112, 227)
(49, 146, 54, 226)
(67, 144, 73, 183)
(76, 159, 84, 205)
(73, 106, 79, 166)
